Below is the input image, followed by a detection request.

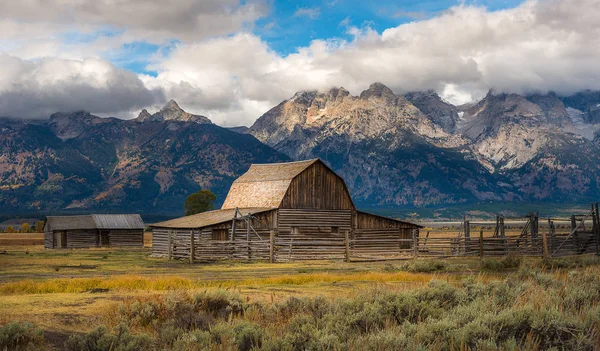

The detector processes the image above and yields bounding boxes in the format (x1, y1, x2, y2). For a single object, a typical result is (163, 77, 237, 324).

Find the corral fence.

(161, 203, 600, 263)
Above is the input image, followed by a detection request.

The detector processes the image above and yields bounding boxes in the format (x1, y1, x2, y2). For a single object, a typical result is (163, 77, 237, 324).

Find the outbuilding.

(44, 214, 145, 249)
(151, 159, 421, 261)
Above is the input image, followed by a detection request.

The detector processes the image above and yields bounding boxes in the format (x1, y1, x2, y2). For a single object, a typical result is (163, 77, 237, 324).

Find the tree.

(184, 190, 216, 216)
(35, 221, 45, 233)
(21, 223, 30, 233)
(6, 226, 15, 233)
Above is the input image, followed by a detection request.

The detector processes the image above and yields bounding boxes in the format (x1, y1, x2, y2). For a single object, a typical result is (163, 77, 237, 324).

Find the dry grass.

(0, 233, 44, 246)
(0, 270, 437, 295)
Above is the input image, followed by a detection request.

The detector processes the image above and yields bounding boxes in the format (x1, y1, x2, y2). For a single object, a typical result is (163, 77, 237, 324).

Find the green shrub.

(481, 255, 522, 271)
(233, 321, 264, 351)
(407, 260, 448, 273)
(0, 322, 45, 351)
(65, 324, 151, 351)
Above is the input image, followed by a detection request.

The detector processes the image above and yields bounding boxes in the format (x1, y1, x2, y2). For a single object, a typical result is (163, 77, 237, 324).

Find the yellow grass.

(0, 270, 438, 295)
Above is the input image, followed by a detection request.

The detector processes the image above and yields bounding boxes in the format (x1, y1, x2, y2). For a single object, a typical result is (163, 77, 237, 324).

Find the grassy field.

(1, 236, 600, 350)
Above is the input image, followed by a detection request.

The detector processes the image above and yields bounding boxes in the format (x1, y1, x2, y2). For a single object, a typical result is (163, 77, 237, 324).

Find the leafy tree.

(35, 221, 45, 233)
(21, 223, 30, 233)
(184, 190, 216, 216)
(6, 226, 15, 233)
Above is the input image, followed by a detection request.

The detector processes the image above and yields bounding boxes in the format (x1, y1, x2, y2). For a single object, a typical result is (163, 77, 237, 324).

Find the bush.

(0, 322, 44, 351)
(65, 324, 151, 351)
(234, 321, 264, 351)
(481, 255, 522, 271)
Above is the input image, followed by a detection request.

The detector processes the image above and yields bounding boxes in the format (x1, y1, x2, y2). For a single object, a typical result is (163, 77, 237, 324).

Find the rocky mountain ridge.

(249, 83, 600, 207)
(2, 86, 600, 213)
(0, 101, 286, 214)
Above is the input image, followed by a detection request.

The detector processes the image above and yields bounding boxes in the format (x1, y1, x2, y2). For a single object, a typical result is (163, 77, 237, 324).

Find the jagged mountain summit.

(136, 99, 212, 124)
(0, 107, 286, 214)
(2, 88, 600, 214)
(249, 83, 600, 207)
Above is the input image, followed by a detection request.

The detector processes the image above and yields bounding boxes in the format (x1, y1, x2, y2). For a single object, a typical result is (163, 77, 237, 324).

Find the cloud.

(294, 7, 321, 19)
(0, 54, 164, 118)
(2, 0, 600, 126)
(0, 0, 268, 43)
(146, 0, 600, 125)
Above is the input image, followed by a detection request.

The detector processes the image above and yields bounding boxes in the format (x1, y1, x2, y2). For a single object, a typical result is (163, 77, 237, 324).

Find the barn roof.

(44, 214, 144, 231)
(221, 159, 319, 209)
(150, 208, 275, 229)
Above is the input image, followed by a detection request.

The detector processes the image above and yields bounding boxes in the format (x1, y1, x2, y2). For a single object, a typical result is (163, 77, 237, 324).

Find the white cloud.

(294, 7, 321, 19)
(0, 0, 268, 43)
(0, 54, 163, 118)
(2, 0, 600, 127)
(146, 0, 600, 126)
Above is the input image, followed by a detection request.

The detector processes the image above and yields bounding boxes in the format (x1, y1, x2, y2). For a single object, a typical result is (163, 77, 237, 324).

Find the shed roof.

(44, 214, 144, 231)
(151, 208, 275, 229)
(221, 159, 319, 209)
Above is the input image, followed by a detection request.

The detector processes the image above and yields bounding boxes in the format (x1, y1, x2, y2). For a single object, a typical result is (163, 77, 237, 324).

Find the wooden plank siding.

(276, 209, 352, 260)
(109, 229, 144, 247)
(44, 232, 53, 249)
(351, 212, 416, 260)
(280, 162, 354, 210)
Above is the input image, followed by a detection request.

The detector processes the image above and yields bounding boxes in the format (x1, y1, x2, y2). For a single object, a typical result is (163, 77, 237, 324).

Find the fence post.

(168, 230, 172, 260)
(269, 230, 275, 263)
(344, 230, 350, 262)
(464, 219, 471, 254)
(541, 230, 549, 259)
(479, 230, 484, 259)
(189, 230, 195, 264)
(412, 230, 418, 258)
(595, 203, 600, 256)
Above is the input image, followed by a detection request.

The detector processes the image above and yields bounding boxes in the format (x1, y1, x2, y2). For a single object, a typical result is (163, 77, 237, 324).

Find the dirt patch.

(44, 329, 71, 350)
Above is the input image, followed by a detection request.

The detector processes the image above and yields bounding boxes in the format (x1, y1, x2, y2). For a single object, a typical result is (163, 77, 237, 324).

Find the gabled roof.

(44, 214, 144, 231)
(151, 207, 275, 229)
(221, 159, 320, 209)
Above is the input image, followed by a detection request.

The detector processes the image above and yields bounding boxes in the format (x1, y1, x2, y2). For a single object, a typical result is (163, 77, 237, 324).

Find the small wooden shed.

(44, 214, 145, 249)
(151, 159, 421, 261)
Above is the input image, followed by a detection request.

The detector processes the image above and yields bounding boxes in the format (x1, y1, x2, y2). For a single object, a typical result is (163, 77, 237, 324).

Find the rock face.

(250, 83, 600, 207)
(0, 102, 287, 214)
(136, 100, 212, 124)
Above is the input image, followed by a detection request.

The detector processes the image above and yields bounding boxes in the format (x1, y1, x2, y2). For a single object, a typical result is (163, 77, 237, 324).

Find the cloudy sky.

(1, 0, 599, 126)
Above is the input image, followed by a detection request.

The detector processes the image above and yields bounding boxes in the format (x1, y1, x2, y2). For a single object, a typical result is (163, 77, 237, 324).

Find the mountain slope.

(250, 83, 600, 207)
(249, 83, 512, 207)
(0, 102, 287, 214)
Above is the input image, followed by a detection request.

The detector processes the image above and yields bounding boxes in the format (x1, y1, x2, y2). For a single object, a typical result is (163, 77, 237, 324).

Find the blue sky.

(101, 0, 527, 76)
(2, 0, 599, 125)
(255, 0, 525, 55)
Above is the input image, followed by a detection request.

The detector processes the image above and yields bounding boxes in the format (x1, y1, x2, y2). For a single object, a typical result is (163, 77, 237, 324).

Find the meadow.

(1, 232, 600, 350)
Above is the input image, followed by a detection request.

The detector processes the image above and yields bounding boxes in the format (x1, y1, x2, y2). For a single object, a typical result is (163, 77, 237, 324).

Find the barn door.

(100, 230, 110, 247)
(56, 231, 67, 248)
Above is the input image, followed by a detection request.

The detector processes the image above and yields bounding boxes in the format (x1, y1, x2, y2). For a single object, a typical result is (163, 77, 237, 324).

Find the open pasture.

(1, 235, 600, 350)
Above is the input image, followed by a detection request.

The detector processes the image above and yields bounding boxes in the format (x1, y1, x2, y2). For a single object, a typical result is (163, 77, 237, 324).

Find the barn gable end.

(281, 161, 354, 210)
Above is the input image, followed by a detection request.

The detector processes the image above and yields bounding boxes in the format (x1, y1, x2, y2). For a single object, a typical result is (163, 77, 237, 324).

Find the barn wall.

(151, 210, 277, 260)
(280, 162, 354, 210)
(44, 232, 53, 249)
(109, 229, 144, 247)
(276, 209, 352, 260)
(352, 212, 417, 256)
(66, 230, 97, 248)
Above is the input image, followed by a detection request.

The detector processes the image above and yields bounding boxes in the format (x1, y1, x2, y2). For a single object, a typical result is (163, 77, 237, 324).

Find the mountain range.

(1, 84, 600, 215)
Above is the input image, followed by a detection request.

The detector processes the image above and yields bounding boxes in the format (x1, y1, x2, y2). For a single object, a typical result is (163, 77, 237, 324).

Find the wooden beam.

(344, 230, 350, 262)
(189, 230, 195, 264)
(412, 229, 418, 258)
(541, 229, 549, 259)
(269, 230, 276, 263)
(168, 230, 172, 261)
(479, 230, 484, 259)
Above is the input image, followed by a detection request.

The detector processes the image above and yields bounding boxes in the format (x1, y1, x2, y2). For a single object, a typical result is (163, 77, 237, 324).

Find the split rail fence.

(160, 203, 600, 263)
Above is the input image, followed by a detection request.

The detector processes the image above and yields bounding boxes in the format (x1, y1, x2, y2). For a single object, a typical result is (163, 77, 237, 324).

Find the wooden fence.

(160, 226, 598, 263)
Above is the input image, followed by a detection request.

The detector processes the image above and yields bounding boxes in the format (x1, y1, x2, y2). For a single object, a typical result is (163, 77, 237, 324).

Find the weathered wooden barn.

(44, 214, 145, 249)
(151, 159, 421, 262)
